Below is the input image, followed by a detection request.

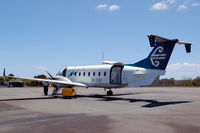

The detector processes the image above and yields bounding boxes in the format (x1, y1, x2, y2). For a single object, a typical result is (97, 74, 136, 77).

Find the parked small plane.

(2, 35, 192, 96)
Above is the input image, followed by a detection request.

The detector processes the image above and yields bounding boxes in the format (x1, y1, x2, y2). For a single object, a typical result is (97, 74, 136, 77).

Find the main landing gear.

(106, 89, 113, 96)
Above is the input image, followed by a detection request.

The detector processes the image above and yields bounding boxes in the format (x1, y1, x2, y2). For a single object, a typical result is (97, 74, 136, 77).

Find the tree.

(8, 74, 14, 77)
(193, 76, 200, 86)
(0, 78, 4, 86)
(24, 74, 47, 86)
(176, 79, 193, 86)
(158, 78, 175, 86)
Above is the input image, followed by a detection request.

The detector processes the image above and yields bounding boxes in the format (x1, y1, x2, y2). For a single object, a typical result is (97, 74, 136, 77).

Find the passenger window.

(98, 72, 101, 76)
(83, 72, 85, 76)
(79, 72, 81, 76)
(104, 72, 106, 76)
(70, 72, 72, 76)
(93, 72, 95, 76)
(88, 72, 90, 76)
(74, 73, 76, 76)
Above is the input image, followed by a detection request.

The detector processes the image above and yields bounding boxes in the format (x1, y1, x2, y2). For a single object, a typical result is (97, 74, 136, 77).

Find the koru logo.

(150, 46, 166, 67)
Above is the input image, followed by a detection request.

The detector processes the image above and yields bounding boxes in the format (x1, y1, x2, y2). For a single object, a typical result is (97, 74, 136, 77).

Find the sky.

(0, 0, 200, 79)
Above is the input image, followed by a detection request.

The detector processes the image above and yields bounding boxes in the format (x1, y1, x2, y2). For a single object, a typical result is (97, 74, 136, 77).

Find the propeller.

(46, 71, 54, 79)
(42, 70, 54, 96)
(3, 68, 6, 77)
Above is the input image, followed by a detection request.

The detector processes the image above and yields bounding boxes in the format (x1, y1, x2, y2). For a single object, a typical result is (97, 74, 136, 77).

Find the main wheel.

(107, 90, 113, 96)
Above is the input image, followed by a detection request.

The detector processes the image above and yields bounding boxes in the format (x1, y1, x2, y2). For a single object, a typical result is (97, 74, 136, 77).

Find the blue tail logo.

(150, 46, 166, 67)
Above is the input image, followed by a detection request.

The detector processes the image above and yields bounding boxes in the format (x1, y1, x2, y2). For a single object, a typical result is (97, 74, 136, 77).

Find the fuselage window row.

(70, 71, 106, 77)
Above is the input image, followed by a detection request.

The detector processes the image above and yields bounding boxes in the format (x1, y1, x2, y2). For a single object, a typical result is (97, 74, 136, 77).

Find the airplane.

(2, 34, 192, 96)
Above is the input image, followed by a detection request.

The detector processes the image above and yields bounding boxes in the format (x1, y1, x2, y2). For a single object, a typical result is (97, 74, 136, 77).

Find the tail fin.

(126, 35, 192, 70)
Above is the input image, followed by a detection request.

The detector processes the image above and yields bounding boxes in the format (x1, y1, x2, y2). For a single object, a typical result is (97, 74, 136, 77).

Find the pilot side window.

(88, 72, 90, 76)
(104, 72, 106, 76)
(93, 72, 95, 76)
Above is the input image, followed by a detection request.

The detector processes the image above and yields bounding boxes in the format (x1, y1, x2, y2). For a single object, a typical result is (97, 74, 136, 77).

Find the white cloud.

(96, 4, 107, 10)
(168, 0, 176, 4)
(108, 5, 120, 11)
(178, 4, 187, 11)
(192, 2, 200, 7)
(150, 0, 200, 11)
(151, 1, 169, 10)
(165, 62, 200, 79)
(167, 62, 200, 70)
(37, 66, 48, 70)
(96, 4, 120, 12)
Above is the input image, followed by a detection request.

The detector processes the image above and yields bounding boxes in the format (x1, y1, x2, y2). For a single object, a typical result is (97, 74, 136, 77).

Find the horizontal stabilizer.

(148, 34, 192, 53)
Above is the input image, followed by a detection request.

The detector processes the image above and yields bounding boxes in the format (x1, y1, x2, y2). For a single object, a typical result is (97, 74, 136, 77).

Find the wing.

(5, 76, 87, 87)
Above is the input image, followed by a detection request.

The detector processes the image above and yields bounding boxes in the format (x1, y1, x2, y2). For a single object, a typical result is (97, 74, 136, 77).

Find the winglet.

(177, 41, 192, 53)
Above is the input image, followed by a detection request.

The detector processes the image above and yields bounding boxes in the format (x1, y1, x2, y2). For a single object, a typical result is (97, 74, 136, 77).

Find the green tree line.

(155, 77, 200, 87)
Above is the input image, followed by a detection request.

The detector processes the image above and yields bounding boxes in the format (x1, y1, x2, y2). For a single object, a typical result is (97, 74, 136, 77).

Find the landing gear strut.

(106, 90, 113, 96)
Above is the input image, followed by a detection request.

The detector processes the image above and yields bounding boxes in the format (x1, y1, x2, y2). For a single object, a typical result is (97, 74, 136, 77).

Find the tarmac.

(0, 86, 200, 133)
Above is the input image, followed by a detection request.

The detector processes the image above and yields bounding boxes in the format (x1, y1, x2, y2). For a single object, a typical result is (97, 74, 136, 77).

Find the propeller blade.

(3, 68, 6, 77)
(46, 71, 54, 79)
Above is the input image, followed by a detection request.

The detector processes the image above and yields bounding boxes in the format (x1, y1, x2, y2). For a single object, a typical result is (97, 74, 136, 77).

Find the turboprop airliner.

(3, 35, 192, 96)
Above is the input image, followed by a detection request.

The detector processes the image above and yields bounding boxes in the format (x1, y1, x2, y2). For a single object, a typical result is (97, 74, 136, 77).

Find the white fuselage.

(58, 65, 165, 88)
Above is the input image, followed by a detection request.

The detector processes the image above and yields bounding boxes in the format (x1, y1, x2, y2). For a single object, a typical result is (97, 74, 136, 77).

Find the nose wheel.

(106, 90, 113, 96)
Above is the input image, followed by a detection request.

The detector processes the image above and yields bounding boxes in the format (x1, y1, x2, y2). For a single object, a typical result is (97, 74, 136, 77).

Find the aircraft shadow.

(0, 96, 60, 101)
(0, 93, 191, 108)
(76, 94, 191, 108)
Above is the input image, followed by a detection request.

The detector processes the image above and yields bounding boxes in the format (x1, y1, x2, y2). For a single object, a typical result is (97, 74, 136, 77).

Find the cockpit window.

(56, 71, 62, 76)
(62, 68, 67, 77)
(70, 72, 73, 76)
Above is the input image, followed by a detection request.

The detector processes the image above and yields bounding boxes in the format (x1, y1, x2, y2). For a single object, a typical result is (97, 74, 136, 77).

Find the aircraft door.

(110, 66, 123, 84)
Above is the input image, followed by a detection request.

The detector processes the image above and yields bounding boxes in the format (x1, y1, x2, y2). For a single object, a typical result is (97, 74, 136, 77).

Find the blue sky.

(0, 0, 200, 79)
